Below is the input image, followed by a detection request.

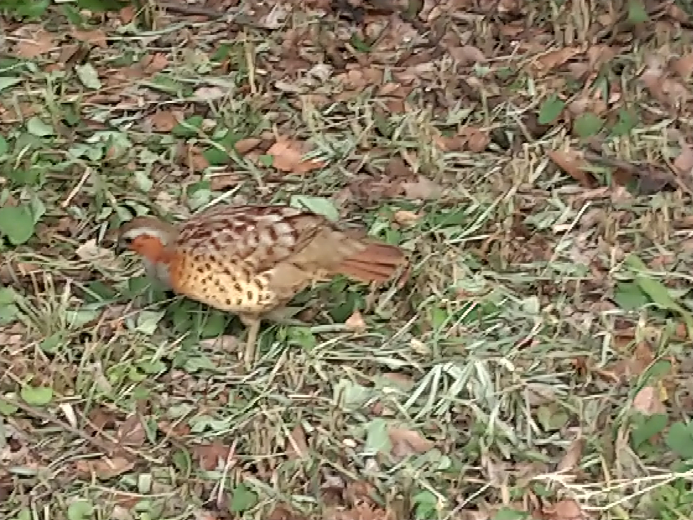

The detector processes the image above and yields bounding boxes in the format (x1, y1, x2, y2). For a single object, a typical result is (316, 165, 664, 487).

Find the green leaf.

(0, 287, 17, 306)
(0, 135, 9, 156)
(538, 94, 565, 125)
(666, 422, 693, 460)
(75, 63, 102, 89)
(492, 507, 530, 520)
(258, 154, 273, 167)
(632, 413, 668, 450)
(135, 310, 166, 335)
(5, 0, 50, 19)
(67, 500, 94, 520)
(0, 395, 19, 415)
(573, 113, 604, 138)
(0, 204, 36, 245)
(26, 117, 54, 137)
(20, 385, 53, 406)
(229, 483, 258, 513)
(613, 282, 650, 311)
(364, 418, 391, 455)
(627, 0, 649, 24)
(333, 378, 371, 412)
(0, 77, 22, 92)
(39, 333, 64, 354)
(290, 195, 339, 222)
(611, 108, 639, 136)
(172, 115, 204, 138)
(413, 489, 437, 520)
(78, 0, 128, 11)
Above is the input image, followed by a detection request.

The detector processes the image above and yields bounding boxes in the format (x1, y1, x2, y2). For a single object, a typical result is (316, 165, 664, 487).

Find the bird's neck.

(142, 257, 172, 289)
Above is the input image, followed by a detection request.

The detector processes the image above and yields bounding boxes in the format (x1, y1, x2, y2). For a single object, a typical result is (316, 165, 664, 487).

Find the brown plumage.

(116, 204, 406, 367)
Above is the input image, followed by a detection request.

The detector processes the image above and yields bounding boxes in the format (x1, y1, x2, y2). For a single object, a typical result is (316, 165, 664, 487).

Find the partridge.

(117, 204, 406, 367)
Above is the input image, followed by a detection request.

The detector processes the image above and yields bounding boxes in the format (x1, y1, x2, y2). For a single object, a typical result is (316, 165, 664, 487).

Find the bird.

(116, 204, 407, 368)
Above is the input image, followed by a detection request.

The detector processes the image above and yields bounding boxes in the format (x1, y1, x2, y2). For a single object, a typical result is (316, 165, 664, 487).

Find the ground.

(2, 0, 693, 519)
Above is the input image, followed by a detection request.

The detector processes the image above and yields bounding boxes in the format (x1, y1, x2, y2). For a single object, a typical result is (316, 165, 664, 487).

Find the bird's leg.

(238, 314, 261, 369)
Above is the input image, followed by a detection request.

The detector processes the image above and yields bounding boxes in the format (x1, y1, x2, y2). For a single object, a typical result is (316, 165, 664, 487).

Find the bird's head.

(116, 216, 177, 264)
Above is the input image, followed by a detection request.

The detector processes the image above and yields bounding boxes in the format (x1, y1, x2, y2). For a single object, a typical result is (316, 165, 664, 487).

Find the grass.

(2, 1, 693, 519)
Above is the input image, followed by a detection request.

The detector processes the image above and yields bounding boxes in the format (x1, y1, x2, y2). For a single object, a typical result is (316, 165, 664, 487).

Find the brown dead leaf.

(533, 47, 582, 76)
(400, 175, 443, 200)
(75, 456, 134, 480)
(448, 45, 486, 65)
(547, 150, 598, 188)
(556, 437, 585, 472)
(116, 415, 146, 447)
(71, 29, 108, 48)
(157, 420, 192, 438)
(461, 127, 491, 152)
(286, 424, 309, 459)
(119, 5, 136, 23)
(595, 341, 655, 383)
(640, 55, 689, 108)
(15, 30, 55, 58)
(545, 499, 586, 520)
(674, 143, 693, 176)
(76, 239, 119, 270)
(192, 441, 233, 471)
(209, 172, 242, 191)
(632, 384, 667, 415)
(234, 137, 263, 155)
(393, 210, 421, 227)
(388, 426, 435, 458)
(266, 137, 326, 174)
(672, 53, 693, 81)
(149, 110, 181, 132)
(142, 53, 169, 73)
(184, 145, 210, 172)
(345, 310, 367, 332)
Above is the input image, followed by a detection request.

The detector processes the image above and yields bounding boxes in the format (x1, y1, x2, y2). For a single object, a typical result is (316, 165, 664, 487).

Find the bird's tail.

(334, 241, 406, 283)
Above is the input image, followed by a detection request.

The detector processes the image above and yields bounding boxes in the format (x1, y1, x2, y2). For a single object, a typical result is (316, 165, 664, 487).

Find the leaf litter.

(2, 0, 693, 519)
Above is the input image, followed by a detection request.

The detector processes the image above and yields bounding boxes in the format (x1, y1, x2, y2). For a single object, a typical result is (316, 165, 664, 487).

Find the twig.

(61, 167, 91, 208)
(2, 395, 125, 458)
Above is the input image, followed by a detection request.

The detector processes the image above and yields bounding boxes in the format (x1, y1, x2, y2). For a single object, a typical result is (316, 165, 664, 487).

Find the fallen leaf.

(15, 30, 55, 58)
(71, 29, 108, 48)
(632, 385, 666, 415)
(119, 5, 136, 24)
(674, 143, 693, 175)
(234, 138, 263, 154)
(116, 415, 146, 447)
(388, 426, 435, 458)
(75, 457, 134, 479)
(545, 499, 586, 520)
(640, 55, 689, 108)
(143, 53, 169, 72)
(448, 45, 486, 65)
(400, 175, 443, 200)
(193, 86, 226, 100)
(76, 239, 119, 269)
(533, 47, 582, 76)
(192, 441, 232, 471)
(345, 310, 367, 332)
(556, 437, 584, 472)
(547, 150, 598, 188)
(209, 172, 242, 191)
(286, 424, 309, 459)
(185, 145, 210, 172)
(266, 137, 326, 174)
(393, 210, 421, 226)
(149, 110, 181, 132)
(672, 53, 693, 81)
(461, 127, 491, 152)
